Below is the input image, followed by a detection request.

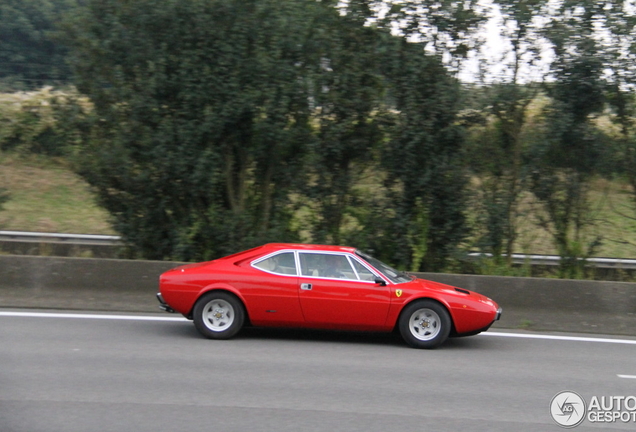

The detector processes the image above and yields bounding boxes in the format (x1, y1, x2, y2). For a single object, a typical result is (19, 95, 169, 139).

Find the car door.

(247, 251, 304, 326)
(297, 252, 391, 330)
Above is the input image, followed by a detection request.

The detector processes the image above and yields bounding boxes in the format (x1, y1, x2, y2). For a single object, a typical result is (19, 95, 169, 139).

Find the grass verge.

(0, 152, 114, 235)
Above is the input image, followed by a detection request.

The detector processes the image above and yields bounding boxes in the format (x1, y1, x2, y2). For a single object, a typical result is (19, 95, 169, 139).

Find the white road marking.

(618, 375, 636, 379)
(0, 311, 188, 322)
(483, 331, 636, 345)
(1, 312, 635, 346)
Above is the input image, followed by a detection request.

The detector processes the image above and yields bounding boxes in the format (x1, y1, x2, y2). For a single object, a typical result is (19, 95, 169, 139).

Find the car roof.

(214, 243, 359, 264)
(262, 243, 357, 254)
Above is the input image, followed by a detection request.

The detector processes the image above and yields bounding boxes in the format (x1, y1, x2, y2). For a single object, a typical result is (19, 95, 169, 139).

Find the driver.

(323, 255, 346, 279)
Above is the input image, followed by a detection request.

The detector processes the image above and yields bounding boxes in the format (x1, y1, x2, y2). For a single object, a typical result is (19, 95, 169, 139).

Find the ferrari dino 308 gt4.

(157, 243, 501, 348)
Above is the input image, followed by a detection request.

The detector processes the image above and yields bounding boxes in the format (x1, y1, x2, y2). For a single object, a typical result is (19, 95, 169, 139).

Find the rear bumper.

(156, 293, 175, 313)
(495, 307, 502, 321)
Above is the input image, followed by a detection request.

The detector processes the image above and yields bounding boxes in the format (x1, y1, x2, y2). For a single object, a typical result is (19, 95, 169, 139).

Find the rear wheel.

(192, 292, 245, 339)
(398, 300, 451, 349)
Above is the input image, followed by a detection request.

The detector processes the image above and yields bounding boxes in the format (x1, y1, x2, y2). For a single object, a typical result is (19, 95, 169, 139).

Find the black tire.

(192, 291, 245, 340)
(398, 300, 451, 349)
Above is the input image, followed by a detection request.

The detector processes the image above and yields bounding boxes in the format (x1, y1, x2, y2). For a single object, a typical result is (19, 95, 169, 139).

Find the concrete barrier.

(1, 255, 635, 335)
(415, 272, 636, 336)
(0, 255, 181, 313)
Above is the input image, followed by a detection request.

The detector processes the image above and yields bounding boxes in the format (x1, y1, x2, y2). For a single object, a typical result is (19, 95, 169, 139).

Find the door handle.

(300, 283, 312, 290)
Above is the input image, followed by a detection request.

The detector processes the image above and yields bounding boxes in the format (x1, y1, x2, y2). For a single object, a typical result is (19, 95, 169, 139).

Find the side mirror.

(374, 276, 386, 286)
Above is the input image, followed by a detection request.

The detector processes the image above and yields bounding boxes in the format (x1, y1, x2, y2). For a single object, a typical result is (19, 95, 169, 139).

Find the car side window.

(350, 257, 376, 281)
(253, 252, 297, 275)
(299, 253, 357, 280)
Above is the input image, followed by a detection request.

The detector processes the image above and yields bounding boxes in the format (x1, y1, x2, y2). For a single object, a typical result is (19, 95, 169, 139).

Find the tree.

(380, 39, 469, 271)
(60, 0, 472, 266)
(600, 1, 636, 249)
(0, 0, 73, 90)
(606, 87, 636, 244)
(378, 0, 488, 73)
(62, 0, 317, 260)
(468, 0, 548, 263)
(304, 1, 386, 245)
(529, 1, 608, 277)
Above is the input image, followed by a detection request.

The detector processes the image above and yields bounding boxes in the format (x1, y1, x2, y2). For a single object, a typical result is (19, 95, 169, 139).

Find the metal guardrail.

(0, 231, 122, 246)
(1, 231, 635, 268)
(467, 252, 636, 270)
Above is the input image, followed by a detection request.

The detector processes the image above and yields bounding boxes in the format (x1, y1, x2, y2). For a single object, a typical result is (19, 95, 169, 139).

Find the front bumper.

(156, 293, 175, 313)
(451, 307, 503, 337)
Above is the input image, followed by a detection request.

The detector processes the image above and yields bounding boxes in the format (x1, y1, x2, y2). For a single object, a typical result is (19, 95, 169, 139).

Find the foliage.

(471, 256, 532, 278)
(456, 0, 636, 277)
(601, 1, 636, 241)
(0, 188, 8, 214)
(378, 0, 488, 72)
(0, 87, 85, 156)
(466, 83, 539, 262)
(7, 0, 636, 278)
(61, 0, 320, 260)
(303, 2, 386, 245)
(380, 39, 469, 271)
(0, 0, 73, 90)
(466, 0, 548, 263)
(530, 88, 605, 277)
(521, 0, 610, 277)
(54, 0, 474, 266)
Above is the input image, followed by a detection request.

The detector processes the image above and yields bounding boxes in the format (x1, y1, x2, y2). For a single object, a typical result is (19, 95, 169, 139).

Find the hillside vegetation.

(2, 152, 636, 259)
(5, 1, 636, 278)
(0, 154, 114, 235)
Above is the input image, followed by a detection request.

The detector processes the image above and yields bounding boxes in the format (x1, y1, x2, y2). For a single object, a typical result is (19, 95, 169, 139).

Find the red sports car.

(157, 243, 501, 348)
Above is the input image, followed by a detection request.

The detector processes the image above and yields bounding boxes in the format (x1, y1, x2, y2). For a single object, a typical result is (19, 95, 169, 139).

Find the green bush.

(0, 87, 92, 157)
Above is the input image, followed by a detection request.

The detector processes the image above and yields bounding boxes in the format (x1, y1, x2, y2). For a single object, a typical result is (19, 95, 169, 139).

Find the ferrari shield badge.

(395, 289, 402, 297)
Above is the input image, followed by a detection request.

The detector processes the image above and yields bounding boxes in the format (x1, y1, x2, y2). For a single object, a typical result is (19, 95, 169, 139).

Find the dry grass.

(0, 153, 115, 234)
(504, 178, 636, 258)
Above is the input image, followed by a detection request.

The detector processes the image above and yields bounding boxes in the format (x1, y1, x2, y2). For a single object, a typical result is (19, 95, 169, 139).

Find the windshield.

(355, 250, 412, 284)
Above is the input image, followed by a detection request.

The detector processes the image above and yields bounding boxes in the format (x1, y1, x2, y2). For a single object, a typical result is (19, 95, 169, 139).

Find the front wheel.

(398, 300, 451, 349)
(192, 292, 245, 339)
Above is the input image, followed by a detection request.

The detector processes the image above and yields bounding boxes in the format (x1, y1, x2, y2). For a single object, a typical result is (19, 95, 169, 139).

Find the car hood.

(411, 277, 494, 302)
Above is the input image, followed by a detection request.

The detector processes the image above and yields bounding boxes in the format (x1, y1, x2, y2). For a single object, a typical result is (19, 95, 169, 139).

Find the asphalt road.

(1, 310, 636, 432)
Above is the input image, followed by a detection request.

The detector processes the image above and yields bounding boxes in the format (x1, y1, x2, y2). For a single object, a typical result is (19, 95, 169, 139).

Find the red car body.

(158, 243, 501, 348)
